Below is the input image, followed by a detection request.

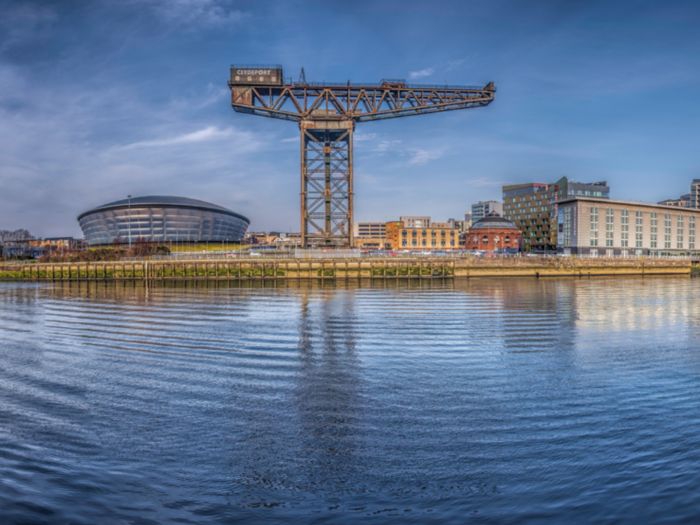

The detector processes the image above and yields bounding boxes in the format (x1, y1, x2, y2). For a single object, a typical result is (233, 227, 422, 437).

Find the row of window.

(401, 239, 456, 247)
(399, 230, 457, 237)
(588, 207, 697, 249)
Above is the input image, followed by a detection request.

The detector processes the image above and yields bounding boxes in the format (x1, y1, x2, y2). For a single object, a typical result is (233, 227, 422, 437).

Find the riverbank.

(0, 257, 694, 281)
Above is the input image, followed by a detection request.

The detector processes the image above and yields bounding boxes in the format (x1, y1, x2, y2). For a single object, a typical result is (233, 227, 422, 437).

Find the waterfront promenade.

(0, 256, 693, 281)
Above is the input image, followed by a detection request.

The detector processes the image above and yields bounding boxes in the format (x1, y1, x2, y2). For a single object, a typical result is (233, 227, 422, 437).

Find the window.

(664, 214, 672, 250)
(605, 208, 614, 247)
(621, 210, 629, 247)
(677, 216, 684, 249)
(690, 216, 696, 250)
(650, 212, 658, 249)
(590, 207, 599, 247)
(559, 207, 573, 248)
(635, 211, 643, 248)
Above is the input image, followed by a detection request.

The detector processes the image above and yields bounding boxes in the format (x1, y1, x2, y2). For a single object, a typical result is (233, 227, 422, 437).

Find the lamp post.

(127, 194, 132, 249)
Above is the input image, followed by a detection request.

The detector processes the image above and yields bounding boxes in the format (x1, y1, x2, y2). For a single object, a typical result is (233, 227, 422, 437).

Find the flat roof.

(558, 196, 700, 213)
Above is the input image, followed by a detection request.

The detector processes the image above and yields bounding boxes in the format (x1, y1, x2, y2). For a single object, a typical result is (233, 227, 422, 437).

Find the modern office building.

(471, 201, 502, 223)
(556, 178, 609, 200)
(503, 177, 609, 251)
(658, 195, 691, 208)
(351, 222, 388, 250)
(398, 216, 431, 228)
(502, 182, 556, 251)
(386, 220, 460, 250)
(354, 222, 387, 238)
(557, 197, 700, 257)
(78, 196, 250, 246)
(691, 180, 700, 208)
(447, 218, 471, 233)
(465, 213, 521, 253)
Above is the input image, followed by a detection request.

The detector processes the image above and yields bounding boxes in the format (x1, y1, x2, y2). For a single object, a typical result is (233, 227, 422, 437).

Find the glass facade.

(78, 197, 249, 246)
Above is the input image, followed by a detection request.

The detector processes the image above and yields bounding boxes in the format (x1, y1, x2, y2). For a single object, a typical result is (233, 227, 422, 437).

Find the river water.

(1, 277, 700, 524)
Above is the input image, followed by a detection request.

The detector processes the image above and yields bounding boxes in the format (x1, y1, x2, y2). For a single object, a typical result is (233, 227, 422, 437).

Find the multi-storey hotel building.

(557, 197, 700, 257)
(503, 177, 609, 252)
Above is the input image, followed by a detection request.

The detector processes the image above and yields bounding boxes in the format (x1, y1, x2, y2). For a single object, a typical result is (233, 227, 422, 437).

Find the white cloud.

(354, 131, 377, 142)
(445, 58, 467, 72)
(372, 139, 402, 154)
(117, 126, 248, 150)
(168, 83, 229, 111)
(408, 67, 435, 80)
(407, 147, 444, 166)
(466, 177, 505, 188)
(149, 0, 247, 28)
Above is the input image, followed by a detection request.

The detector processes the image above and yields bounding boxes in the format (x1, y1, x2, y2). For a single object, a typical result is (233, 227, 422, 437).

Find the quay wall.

(0, 257, 693, 282)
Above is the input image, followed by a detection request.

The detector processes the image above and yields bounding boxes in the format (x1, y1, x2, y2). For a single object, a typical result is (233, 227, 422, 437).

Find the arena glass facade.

(78, 196, 250, 246)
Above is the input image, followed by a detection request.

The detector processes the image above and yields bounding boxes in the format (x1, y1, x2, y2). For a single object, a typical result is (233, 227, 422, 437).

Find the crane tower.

(228, 65, 495, 248)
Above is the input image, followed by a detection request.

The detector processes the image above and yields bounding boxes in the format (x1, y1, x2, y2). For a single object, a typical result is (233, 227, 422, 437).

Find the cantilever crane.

(228, 65, 495, 248)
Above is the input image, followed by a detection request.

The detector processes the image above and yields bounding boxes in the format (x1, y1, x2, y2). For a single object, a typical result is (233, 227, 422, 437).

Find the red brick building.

(465, 213, 521, 253)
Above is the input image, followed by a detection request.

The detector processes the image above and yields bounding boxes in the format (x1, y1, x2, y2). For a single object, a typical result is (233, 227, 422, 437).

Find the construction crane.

(228, 65, 495, 248)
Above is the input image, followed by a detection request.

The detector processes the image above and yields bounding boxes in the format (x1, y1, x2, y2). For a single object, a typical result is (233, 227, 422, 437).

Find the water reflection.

(1, 277, 700, 524)
(295, 290, 363, 495)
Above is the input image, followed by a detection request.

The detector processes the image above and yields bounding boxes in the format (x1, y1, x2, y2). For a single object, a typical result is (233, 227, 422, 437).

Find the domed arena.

(77, 196, 249, 246)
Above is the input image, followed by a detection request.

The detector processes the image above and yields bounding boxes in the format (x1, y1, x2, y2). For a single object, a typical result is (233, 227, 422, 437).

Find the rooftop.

(78, 195, 250, 223)
(470, 213, 518, 230)
(558, 196, 700, 212)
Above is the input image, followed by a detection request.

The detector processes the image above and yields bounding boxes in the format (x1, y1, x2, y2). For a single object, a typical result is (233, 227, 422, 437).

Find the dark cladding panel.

(230, 66, 283, 86)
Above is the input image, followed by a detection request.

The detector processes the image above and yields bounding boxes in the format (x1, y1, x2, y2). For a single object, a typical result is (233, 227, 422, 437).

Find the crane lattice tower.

(228, 65, 495, 248)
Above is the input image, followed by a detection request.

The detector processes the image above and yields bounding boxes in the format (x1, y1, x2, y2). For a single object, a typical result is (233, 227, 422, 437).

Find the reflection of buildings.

(454, 277, 700, 356)
(569, 277, 700, 336)
(295, 289, 363, 487)
(453, 279, 577, 352)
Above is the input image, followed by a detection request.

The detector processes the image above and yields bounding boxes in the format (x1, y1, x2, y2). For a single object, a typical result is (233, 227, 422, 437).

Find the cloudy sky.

(1, 0, 700, 236)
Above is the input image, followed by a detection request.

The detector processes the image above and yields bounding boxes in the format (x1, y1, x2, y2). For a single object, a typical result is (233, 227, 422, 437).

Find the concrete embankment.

(0, 257, 693, 282)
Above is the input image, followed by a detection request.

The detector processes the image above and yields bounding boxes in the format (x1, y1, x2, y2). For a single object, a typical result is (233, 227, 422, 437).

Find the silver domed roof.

(78, 195, 249, 223)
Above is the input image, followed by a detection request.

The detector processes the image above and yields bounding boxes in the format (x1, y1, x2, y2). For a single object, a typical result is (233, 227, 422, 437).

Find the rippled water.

(2, 278, 700, 524)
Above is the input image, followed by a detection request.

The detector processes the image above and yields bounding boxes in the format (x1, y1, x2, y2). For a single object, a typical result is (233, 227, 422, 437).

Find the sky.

(1, 0, 700, 237)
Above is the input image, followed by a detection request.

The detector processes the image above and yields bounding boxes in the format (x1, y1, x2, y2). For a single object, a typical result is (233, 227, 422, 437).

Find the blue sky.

(1, 0, 700, 236)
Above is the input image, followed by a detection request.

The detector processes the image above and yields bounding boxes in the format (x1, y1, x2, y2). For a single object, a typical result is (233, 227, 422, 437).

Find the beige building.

(353, 222, 388, 249)
(386, 221, 460, 250)
(557, 197, 700, 257)
(354, 222, 387, 238)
